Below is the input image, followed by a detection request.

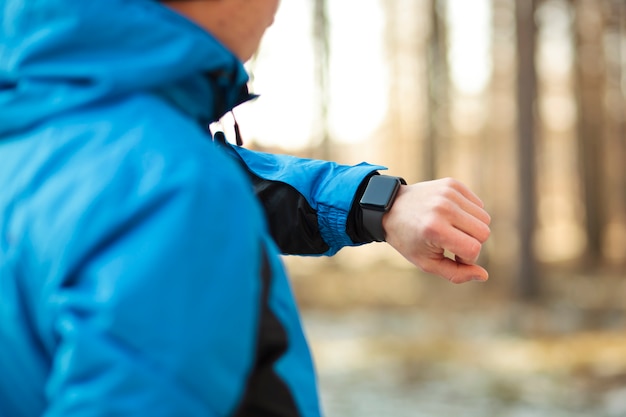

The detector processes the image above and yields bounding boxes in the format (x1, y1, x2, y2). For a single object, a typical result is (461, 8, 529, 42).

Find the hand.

(382, 178, 491, 284)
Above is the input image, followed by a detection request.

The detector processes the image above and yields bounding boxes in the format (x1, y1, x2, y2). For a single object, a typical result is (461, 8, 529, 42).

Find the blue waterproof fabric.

(0, 0, 381, 416)
(232, 146, 384, 253)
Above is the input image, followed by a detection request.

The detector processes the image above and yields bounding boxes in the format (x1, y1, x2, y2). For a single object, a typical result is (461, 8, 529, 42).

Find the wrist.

(359, 175, 406, 242)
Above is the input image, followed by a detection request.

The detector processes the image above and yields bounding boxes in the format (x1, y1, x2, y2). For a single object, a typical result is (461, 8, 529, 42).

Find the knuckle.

(422, 220, 442, 241)
(442, 177, 461, 190)
(467, 240, 482, 260)
(479, 225, 491, 242)
(421, 262, 438, 275)
(448, 268, 473, 284)
(449, 276, 465, 284)
(441, 177, 455, 186)
(433, 198, 454, 216)
(436, 185, 456, 200)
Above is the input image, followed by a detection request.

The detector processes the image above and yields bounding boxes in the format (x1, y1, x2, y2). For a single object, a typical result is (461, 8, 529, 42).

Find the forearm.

(229, 144, 384, 255)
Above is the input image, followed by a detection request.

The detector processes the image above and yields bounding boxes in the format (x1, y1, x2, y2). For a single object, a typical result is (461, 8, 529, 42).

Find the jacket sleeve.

(42, 152, 264, 417)
(228, 144, 386, 256)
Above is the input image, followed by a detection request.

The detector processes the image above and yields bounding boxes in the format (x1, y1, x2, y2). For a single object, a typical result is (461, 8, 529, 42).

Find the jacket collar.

(206, 70, 259, 123)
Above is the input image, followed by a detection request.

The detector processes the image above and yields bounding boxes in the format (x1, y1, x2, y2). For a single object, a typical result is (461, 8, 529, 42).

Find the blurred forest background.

(227, 0, 626, 415)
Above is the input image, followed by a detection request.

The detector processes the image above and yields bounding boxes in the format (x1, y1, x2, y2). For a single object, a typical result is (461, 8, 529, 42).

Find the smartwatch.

(359, 175, 406, 242)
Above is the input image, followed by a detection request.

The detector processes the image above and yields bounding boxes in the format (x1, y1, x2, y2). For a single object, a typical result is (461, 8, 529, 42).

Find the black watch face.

(359, 176, 400, 210)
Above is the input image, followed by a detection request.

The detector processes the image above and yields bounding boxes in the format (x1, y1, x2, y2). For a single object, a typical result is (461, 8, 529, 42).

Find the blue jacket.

(0, 1, 383, 416)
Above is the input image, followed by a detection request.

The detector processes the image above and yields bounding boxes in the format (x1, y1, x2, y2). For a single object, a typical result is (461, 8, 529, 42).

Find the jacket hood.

(0, 0, 250, 137)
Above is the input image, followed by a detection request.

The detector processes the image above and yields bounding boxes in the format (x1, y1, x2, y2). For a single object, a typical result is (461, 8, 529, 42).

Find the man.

(0, 0, 490, 416)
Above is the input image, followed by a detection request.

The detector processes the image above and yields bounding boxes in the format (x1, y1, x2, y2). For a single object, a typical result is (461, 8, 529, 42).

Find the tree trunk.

(312, 0, 331, 160)
(515, 0, 540, 299)
(603, 0, 626, 264)
(573, 0, 608, 266)
(425, 0, 449, 180)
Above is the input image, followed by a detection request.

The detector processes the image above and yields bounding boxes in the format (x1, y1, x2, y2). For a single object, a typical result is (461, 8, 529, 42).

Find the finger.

(424, 256, 489, 284)
(450, 187, 491, 226)
(437, 227, 484, 264)
(446, 178, 485, 209)
(451, 206, 491, 244)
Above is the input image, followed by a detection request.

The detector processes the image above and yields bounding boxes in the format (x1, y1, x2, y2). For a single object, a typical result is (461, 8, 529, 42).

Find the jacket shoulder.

(11, 93, 263, 283)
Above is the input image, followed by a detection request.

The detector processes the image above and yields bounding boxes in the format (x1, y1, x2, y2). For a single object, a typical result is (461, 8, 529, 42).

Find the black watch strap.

(359, 175, 406, 242)
(362, 207, 387, 242)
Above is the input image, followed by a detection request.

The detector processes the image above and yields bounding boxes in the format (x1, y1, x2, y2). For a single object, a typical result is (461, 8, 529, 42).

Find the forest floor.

(286, 254, 626, 417)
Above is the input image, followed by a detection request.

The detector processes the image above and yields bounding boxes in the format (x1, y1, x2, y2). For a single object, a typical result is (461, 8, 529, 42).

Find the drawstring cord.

(232, 111, 243, 146)
(210, 111, 244, 147)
